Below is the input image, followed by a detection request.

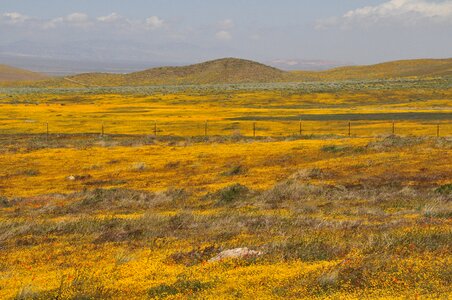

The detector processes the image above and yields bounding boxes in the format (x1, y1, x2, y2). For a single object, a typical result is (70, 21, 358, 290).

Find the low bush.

(221, 164, 247, 176)
(215, 184, 250, 205)
(167, 245, 220, 266)
(148, 277, 213, 299)
(435, 184, 452, 196)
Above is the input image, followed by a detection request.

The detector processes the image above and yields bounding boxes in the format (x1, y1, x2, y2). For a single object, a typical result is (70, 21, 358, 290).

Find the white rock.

(67, 175, 76, 181)
(208, 247, 263, 262)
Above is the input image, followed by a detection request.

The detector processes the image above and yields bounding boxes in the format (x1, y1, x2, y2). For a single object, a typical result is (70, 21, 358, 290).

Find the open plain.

(0, 72, 451, 299)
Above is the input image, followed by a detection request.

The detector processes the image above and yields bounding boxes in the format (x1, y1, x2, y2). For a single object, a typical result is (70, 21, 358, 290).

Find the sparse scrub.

(261, 181, 329, 207)
(266, 238, 347, 262)
(131, 162, 148, 172)
(167, 212, 196, 231)
(65, 188, 161, 212)
(423, 200, 452, 218)
(435, 184, 452, 196)
(221, 164, 247, 176)
(213, 183, 250, 205)
(321, 144, 364, 154)
(148, 277, 213, 299)
(15, 169, 40, 177)
(0, 84, 450, 299)
(0, 196, 10, 207)
(367, 135, 424, 150)
(290, 168, 329, 180)
(167, 245, 220, 266)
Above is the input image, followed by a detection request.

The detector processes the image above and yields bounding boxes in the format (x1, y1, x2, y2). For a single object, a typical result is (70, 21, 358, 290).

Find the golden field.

(1, 86, 451, 136)
(0, 81, 451, 299)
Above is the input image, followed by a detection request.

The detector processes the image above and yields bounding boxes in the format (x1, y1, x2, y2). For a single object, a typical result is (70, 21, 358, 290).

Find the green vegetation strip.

(1, 77, 452, 95)
(231, 112, 452, 121)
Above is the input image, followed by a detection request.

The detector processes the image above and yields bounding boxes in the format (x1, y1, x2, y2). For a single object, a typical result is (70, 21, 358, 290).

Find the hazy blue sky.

(1, 0, 451, 69)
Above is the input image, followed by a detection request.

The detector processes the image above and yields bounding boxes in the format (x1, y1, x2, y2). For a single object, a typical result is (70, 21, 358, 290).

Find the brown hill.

(289, 58, 452, 81)
(0, 64, 49, 82)
(2, 57, 452, 87)
(64, 58, 285, 87)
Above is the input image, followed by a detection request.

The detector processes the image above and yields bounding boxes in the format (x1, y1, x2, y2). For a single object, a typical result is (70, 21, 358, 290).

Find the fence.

(1, 119, 451, 138)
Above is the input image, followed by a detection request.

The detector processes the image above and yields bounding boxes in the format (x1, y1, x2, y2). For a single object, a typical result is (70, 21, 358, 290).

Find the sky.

(1, 0, 452, 71)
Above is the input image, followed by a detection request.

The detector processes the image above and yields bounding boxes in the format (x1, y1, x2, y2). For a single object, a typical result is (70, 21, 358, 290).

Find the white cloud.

(2, 12, 29, 24)
(43, 13, 91, 29)
(96, 13, 136, 31)
(1, 11, 166, 32)
(1, 12, 163, 31)
(215, 20, 234, 41)
(145, 16, 164, 30)
(0, 12, 167, 31)
(218, 19, 234, 30)
(317, 0, 452, 29)
(345, 0, 452, 19)
(97, 13, 121, 23)
(215, 30, 232, 41)
(66, 13, 89, 23)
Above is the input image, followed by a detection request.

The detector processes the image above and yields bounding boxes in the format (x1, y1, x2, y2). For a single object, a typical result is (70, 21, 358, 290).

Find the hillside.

(0, 64, 49, 82)
(63, 58, 286, 87)
(2, 57, 452, 87)
(289, 58, 452, 81)
(45, 57, 452, 87)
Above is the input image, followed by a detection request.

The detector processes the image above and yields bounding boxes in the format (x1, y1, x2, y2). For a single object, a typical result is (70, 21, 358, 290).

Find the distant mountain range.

(0, 53, 181, 76)
(0, 52, 349, 75)
(1, 57, 451, 87)
(269, 59, 350, 71)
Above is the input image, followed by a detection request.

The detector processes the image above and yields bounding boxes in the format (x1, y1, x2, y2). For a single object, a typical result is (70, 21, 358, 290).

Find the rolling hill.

(55, 57, 452, 87)
(61, 58, 285, 87)
(0, 64, 49, 82)
(290, 58, 452, 81)
(1, 57, 451, 87)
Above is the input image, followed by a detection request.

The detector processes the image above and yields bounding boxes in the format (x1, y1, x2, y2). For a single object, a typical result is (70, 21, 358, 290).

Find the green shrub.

(435, 184, 452, 196)
(321, 145, 364, 154)
(0, 196, 10, 207)
(148, 278, 212, 299)
(321, 145, 347, 153)
(216, 184, 249, 205)
(147, 284, 178, 299)
(221, 164, 247, 176)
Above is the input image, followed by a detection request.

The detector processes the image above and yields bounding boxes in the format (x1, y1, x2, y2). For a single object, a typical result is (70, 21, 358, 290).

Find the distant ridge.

(0, 64, 49, 82)
(290, 58, 452, 81)
(1, 57, 452, 87)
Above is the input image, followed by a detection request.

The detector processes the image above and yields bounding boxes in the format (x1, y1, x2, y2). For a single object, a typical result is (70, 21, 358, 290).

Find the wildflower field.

(0, 80, 451, 299)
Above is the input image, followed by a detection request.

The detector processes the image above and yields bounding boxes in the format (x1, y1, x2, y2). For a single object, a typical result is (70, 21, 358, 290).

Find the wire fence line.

(1, 119, 451, 138)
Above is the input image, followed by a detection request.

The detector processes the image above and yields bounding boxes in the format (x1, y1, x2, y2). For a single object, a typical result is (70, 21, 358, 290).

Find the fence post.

(299, 119, 302, 136)
(101, 122, 104, 137)
(437, 123, 440, 138)
(253, 122, 256, 137)
(348, 121, 351, 137)
(392, 121, 395, 135)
